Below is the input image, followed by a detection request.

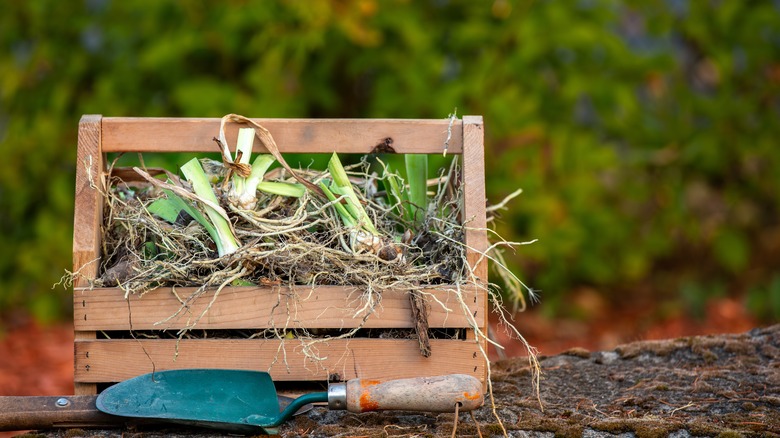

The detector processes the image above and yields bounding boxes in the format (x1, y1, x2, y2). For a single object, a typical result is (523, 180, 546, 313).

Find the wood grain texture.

(73, 115, 104, 285)
(0, 395, 119, 431)
(461, 116, 489, 385)
(73, 285, 483, 331)
(74, 115, 104, 396)
(101, 117, 463, 154)
(345, 374, 483, 413)
(461, 116, 489, 283)
(74, 338, 486, 383)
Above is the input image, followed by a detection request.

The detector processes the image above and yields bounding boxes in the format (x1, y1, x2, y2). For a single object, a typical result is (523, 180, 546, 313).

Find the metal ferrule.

(328, 383, 347, 411)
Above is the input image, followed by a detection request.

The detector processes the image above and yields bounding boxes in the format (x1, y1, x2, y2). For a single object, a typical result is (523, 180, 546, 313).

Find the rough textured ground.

(15, 324, 780, 437)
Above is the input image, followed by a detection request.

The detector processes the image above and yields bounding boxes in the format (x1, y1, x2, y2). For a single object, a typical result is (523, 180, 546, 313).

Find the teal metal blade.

(96, 369, 284, 430)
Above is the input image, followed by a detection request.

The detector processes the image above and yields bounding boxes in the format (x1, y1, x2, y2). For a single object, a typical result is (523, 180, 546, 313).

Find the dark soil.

(16, 324, 780, 437)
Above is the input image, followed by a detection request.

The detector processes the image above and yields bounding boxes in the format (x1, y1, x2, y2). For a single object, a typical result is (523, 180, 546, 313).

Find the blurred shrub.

(746, 275, 780, 323)
(0, 1, 778, 321)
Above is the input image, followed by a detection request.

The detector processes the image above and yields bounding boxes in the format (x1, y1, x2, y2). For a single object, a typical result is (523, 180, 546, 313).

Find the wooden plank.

(73, 115, 104, 284)
(74, 285, 483, 331)
(101, 117, 463, 154)
(74, 114, 104, 396)
(74, 338, 486, 383)
(461, 116, 490, 385)
(461, 116, 489, 283)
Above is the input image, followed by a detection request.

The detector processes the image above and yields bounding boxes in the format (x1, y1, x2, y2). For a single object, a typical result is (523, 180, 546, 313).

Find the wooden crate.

(73, 115, 489, 395)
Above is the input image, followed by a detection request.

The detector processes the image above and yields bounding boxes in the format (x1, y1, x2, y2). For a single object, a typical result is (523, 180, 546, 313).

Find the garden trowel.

(96, 369, 483, 434)
(0, 393, 310, 432)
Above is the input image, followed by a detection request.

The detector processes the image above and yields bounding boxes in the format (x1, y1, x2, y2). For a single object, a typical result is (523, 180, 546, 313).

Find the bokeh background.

(1, 0, 779, 392)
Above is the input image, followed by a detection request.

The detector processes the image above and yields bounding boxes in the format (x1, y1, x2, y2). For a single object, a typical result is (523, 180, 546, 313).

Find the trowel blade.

(96, 369, 285, 432)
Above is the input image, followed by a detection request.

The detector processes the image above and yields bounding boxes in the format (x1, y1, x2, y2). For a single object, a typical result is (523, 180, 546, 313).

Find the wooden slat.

(74, 338, 486, 383)
(73, 115, 104, 284)
(74, 285, 482, 331)
(461, 116, 489, 283)
(101, 117, 463, 154)
(461, 116, 489, 385)
(74, 115, 104, 396)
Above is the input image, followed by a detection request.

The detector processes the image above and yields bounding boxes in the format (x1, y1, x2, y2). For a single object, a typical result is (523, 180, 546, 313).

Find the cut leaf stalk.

(320, 180, 357, 228)
(229, 128, 255, 206)
(322, 154, 397, 257)
(181, 158, 241, 257)
(257, 181, 305, 197)
(326, 153, 379, 235)
(229, 127, 304, 209)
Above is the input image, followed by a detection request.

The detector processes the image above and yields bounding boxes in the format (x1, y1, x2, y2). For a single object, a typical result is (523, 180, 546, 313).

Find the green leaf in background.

(404, 154, 428, 226)
(713, 230, 749, 274)
(746, 276, 780, 322)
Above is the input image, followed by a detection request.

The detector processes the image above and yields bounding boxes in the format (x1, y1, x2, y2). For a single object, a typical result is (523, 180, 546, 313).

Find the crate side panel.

(73, 115, 104, 283)
(74, 286, 483, 331)
(101, 118, 463, 154)
(461, 116, 489, 385)
(74, 114, 104, 396)
(461, 116, 489, 284)
(74, 338, 486, 383)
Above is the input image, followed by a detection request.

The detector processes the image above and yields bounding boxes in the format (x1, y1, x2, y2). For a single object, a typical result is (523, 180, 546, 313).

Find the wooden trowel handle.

(337, 374, 484, 413)
(0, 395, 120, 431)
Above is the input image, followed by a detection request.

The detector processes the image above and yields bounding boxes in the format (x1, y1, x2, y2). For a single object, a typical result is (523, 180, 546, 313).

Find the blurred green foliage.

(1, 0, 778, 323)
